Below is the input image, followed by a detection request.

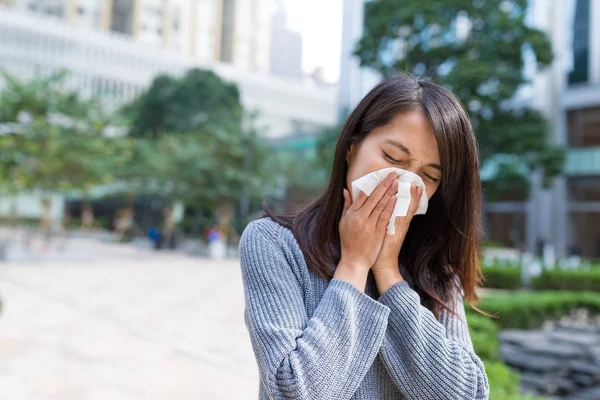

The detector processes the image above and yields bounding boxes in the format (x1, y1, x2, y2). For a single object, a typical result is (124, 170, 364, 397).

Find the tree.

(0, 70, 131, 230)
(355, 0, 564, 199)
(125, 68, 244, 138)
(118, 113, 277, 241)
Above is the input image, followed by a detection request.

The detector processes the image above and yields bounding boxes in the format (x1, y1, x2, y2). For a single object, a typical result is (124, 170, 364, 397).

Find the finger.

(350, 190, 368, 211)
(407, 185, 422, 218)
(377, 194, 397, 232)
(359, 172, 398, 215)
(342, 189, 352, 215)
(370, 179, 399, 221)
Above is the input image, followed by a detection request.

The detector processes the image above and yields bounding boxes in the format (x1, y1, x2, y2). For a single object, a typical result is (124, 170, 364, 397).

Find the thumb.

(342, 188, 352, 215)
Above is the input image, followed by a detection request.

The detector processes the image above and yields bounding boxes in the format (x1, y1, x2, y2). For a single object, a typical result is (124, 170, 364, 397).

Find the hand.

(372, 185, 423, 274)
(337, 172, 399, 273)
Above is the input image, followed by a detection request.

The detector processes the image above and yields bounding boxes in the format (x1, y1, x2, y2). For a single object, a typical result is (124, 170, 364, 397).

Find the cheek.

(346, 151, 388, 184)
(425, 184, 439, 200)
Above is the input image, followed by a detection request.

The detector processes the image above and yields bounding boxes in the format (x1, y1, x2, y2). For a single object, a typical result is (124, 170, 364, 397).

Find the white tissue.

(350, 167, 429, 235)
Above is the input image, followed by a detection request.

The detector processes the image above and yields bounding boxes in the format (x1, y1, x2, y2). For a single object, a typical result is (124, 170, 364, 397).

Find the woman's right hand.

(338, 172, 399, 273)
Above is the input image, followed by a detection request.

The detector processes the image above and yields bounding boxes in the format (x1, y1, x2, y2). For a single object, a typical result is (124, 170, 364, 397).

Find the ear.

(346, 144, 354, 163)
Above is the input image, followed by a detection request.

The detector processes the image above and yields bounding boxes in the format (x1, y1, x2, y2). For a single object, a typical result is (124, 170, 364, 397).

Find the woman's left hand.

(371, 185, 423, 274)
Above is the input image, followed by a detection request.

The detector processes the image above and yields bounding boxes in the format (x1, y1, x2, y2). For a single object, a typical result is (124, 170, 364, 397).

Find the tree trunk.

(39, 197, 52, 246)
(215, 203, 234, 247)
(81, 200, 95, 231)
(8, 201, 19, 230)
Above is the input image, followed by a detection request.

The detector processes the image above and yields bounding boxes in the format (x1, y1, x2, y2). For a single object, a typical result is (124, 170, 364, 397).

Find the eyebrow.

(384, 140, 442, 171)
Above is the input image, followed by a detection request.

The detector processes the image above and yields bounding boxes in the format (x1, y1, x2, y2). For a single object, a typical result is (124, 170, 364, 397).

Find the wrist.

(334, 258, 371, 292)
(338, 257, 371, 272)
(371, 257, 399, 273)
(372, 267, 404, 295)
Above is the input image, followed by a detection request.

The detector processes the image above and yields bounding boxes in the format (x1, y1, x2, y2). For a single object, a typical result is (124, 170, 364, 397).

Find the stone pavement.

(0, 243, 259, 400)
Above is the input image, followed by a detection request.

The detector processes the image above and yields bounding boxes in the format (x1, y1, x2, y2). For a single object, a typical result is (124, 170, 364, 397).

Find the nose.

(405, 165, 420, 175)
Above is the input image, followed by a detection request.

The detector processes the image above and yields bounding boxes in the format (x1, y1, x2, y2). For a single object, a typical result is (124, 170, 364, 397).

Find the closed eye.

(383, 151, 404, 164)
(423, 173, 440, 183)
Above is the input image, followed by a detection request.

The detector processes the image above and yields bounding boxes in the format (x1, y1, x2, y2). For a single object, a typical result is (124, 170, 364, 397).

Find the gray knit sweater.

(239, 218, 490, 400)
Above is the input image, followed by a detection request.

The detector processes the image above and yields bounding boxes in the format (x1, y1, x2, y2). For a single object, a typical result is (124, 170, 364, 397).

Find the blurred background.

(0, 0, 599, 399)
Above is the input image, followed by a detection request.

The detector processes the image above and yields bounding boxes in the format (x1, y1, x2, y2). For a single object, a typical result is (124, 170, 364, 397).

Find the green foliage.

(467, 291, 600, 399)
(125, 68, 243, 138)
(468, 312, 533, 399)
(482, 265, 522, 289)
(484, 361, 523, 400)
(118, 119, 276, 212)
(531, 269, 600, 291)
(471, 291, 600, 330)
(313, 123, 343, 178)
(481, 265, 600, 291)
(0, 70, 131, 197)
(468, 312, 500, 360)
(356, 0, 564, 197)
(118, 68, 276, 216)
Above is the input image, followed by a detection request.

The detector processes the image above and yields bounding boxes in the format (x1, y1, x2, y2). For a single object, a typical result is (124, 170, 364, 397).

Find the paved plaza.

(0, 237, 259, 399)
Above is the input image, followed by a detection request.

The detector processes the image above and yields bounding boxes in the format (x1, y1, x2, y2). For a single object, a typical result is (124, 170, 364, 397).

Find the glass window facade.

(568, 0, 590, 85)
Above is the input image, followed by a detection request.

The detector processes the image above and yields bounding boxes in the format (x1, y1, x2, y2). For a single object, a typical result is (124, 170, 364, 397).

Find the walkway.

(0, 242, 258, 399)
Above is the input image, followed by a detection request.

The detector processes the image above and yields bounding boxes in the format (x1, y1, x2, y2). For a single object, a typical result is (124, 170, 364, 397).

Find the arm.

(239, 221, 391, 400)
(377, 281, 490, 400)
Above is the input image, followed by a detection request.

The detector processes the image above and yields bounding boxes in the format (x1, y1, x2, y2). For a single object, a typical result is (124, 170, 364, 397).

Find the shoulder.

(239, 217, 299, 258)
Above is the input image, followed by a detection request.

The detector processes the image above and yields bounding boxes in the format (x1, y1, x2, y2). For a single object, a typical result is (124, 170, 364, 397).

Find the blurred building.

(0, 4, 337, 219)
(6, 0, 272, 73)
(525, 0, 600, 258)
(269, 5, 302, 80)
(338, 0, 377, 118)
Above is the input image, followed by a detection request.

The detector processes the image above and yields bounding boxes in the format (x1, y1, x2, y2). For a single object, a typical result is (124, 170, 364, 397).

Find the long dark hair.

(267, 74, 483, 317)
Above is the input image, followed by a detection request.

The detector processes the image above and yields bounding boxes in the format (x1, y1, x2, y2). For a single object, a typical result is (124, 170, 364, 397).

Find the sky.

(281, 0, 344, 83)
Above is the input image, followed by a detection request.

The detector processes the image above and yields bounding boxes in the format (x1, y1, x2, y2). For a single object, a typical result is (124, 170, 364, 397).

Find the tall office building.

(218, 0, 271, 72)
(269, 6, 302, 80)
(4, 0, 271, 72)
(528, 0, 600, 258)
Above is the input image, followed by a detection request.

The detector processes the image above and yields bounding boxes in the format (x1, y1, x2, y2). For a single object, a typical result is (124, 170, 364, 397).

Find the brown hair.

(267, 73, 483, 317)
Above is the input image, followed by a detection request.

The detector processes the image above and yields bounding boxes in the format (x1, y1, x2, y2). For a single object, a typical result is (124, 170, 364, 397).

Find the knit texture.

(239, 218, 490, 400)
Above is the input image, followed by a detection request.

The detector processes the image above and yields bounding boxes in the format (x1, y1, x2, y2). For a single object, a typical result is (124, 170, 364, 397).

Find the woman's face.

(346, 110, 442, 199)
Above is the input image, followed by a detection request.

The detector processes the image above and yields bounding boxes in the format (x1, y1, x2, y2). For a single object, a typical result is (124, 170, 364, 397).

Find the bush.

(468, 313, 500, 360)
(531, 269, 600, 291)
(467, 291, 600, 399)
(484, 360, 521, 400)
(471, 291, 600, 330)
(482, 265, 521, 289)
(468, 313, 539, 399)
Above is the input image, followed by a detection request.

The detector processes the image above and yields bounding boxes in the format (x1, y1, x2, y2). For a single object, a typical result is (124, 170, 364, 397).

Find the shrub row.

(531, 269, 600, 291)
(481, 265, 600, 292)
(467, 290, 600, 399)
(481, 265, 521, 290)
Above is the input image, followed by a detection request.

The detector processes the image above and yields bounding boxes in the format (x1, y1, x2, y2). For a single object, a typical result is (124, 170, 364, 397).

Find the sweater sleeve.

(377, 281, 490, 400)
(239, 221, 392, 400)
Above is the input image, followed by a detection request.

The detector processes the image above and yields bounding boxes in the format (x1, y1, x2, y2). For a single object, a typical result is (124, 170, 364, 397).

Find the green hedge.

(468, 312, 529, 399)
(472, 291, 600, 330)
(482, 265, 600, 291)
(467, 291, 600, 399)
(482, 265, 521, 289)
(531, 269, 600, 291)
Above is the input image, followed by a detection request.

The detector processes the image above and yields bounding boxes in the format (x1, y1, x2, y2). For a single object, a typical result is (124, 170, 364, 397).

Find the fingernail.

(392, 180, 399, 190)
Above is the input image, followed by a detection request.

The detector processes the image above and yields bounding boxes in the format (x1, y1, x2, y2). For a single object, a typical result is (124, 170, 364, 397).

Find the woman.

(239, 74, 490, 399)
